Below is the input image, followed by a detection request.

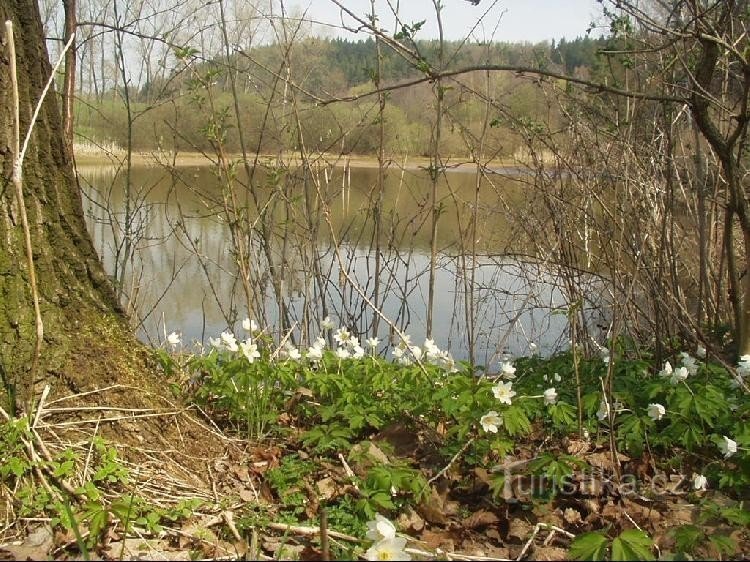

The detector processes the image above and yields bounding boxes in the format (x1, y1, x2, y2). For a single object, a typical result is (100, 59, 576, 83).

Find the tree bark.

(0, 0, 143, 410)
(62, 0, 76, 159)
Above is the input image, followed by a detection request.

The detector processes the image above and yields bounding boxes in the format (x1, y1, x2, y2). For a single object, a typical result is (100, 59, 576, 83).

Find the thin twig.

(428, 437, 475, 485)
(337, 452, 360, 491)
(320, 506, 329, 561)
(6, 20, 43, 404)
(264, 522, 360, 542)
(36, 409, 183, 427)
(41, 406, 160, 415)
(32, 385, 50, 429)
(222, 510, 243, 542)
(516, 523, 575, 561)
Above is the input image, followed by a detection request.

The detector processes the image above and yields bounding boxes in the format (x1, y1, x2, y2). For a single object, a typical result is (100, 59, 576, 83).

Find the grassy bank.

(3, 321, 749, 560)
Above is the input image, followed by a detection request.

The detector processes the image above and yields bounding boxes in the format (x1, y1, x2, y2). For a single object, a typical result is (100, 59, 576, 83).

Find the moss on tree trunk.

(0, 0, 153, 411)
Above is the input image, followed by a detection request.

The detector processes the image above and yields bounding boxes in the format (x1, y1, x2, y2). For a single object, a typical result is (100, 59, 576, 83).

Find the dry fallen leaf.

(0, 525, 54, 561)
(563, 507, 582, 525)
(508, 517, 534, 542)
(420, 528, 455, 552)
(565, 437, 590, 456)
(462, 510, 500, 529)
(397, 507, 425, 532)
(231, 464, 250, 482)
(534, 546, 569, 561)
(316, 476, 338, 500)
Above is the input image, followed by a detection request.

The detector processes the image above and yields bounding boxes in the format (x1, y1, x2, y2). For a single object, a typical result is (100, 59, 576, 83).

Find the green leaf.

(611, 529, 654, 561)
(87, 509, 109, 547)
(708, 534, 737, 557)
(569, 531, 608, 561)
(6, 457, 28, 478)
(53, 459, 75, 478)
(503, 405, 531, 436)
(719, 506, 750, 526)
(549, 402, 577, 428)
(671, 525, 703, 554)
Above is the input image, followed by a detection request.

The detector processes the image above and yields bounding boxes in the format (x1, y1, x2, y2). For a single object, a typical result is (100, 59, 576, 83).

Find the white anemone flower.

(543, 388, 558, 405)
(281, 343, 301, 361)
(366, 337, 380, 349)
(333, 327, 352, 346)
(166, 332, 181, 346)
(696, 345, 707, 359)
(365, 514, 397, 542)
(719, 435, 737, 458)
(658, 361, 673, 379)
(336, 347, 351, 360)
(693, 474, 708, 491)
(365, 537, 410, 561)
(553, 373, 562, 382)
(306, 345, 323, 361)
(242, 318, 258, 332)
(208, 336, 221, 349)
(321, 316, 335, 330)
(352, 345, 365, 359)
(424, 338, 440, 358)
(239, 340, 260, 363)
(670, 366, 689, 385)
(500, 361, 517, 380)
(220, 331, 239, 352)
(410, 345, 423, 362)
(492, 381, 516, 405)
(680, 352, 699, 376)
(647, 403, 666, 421)
(480, 411, 503, 433)
(438, 351, 459, 373)
(529, 342, 538, 353)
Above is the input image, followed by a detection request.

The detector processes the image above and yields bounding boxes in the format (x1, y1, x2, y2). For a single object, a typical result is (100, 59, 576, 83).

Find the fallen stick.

(516, 523, 575, 561)
(265, 522, 360, 543)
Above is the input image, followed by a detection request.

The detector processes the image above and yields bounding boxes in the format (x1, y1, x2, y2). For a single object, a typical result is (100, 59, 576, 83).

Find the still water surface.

(78, 159, 604, 367)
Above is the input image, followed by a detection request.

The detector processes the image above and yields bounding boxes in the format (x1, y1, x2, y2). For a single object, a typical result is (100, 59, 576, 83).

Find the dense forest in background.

(74, 36, 605, 156)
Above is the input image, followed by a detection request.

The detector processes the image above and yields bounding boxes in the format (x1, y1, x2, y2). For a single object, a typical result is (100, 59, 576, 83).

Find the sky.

(289, 0, 605, 43)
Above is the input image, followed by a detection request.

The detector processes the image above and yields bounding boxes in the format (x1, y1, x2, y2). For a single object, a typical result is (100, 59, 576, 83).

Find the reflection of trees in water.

(81, 164, 607, 366)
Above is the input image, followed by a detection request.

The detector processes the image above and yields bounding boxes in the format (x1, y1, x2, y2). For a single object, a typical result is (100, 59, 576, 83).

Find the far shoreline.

(73, 149, 538, 175)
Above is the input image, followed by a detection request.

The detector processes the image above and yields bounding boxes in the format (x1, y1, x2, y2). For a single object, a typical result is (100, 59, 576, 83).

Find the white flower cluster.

(391, 336, 458, 372)
(479, 359, 558, 433)
(679, 352, 699, 376)
(166, 331, 181, 347)
(279, 341, 302, 361)
(209, 327, 261, 364)
(364, 514, 410, 561)
(332, 326, 365, 359)
(656, 351, 703, 385)
(306, 337, 326, 361)
(658, 361, 688, 385)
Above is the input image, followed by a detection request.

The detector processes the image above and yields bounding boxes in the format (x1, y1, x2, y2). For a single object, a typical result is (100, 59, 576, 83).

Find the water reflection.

(78, 160, 605, 367)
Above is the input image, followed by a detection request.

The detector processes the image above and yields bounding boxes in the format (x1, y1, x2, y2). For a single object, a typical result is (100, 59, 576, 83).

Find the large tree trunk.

(0, 0, 146, 411)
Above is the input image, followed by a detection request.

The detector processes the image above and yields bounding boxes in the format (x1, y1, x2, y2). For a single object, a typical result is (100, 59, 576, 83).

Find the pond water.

(78, 157, 606, 368)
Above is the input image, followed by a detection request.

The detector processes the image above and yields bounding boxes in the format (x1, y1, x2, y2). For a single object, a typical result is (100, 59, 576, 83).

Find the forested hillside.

(75, 36, 606, 157)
